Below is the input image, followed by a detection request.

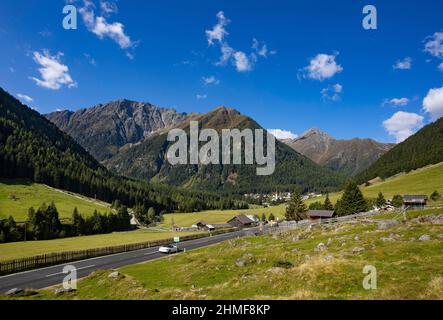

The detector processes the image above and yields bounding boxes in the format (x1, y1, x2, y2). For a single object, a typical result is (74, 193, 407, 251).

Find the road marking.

(45, 265, 96, 278)
(143, 252, 157, 256)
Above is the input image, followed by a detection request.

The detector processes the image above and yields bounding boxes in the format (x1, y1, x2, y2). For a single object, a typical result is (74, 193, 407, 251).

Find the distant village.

(243, 191, 323, 205)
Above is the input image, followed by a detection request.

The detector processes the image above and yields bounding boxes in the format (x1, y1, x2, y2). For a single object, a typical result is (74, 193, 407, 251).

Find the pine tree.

(335, 181, 368, 216)
(261, 213, 267, 222)
(430, 190, 441, 202)
(147, 207, 156, 224)
(376, 192, 386, 208)
(324, 193, 334, 210)
(392, 195, 404, 208)
(269, 213, 275, 221)
(285, 191, 307, 222)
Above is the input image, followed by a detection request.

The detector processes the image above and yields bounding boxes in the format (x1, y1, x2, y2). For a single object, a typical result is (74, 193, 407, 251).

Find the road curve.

(0, 227, 261, 294)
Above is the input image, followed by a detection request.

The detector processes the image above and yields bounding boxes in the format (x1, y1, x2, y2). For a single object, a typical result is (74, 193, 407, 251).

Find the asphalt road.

(0, 227, 262, 294)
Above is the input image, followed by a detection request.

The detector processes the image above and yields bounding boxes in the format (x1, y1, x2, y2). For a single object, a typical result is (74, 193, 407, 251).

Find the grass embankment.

(306, 162, 443, 207)
(21, 209, 443, 300)
(0, 229, 202, 261)
(0, 179, 111, 221)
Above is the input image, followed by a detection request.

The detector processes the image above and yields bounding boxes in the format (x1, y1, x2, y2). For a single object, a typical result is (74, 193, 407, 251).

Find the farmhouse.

(227, 214, 259, 228)
(307, 210, 336, 220)
(403, 195, 428, 210)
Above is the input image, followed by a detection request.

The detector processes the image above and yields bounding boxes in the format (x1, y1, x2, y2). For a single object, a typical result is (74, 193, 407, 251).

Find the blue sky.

(1, 0, 443, 143)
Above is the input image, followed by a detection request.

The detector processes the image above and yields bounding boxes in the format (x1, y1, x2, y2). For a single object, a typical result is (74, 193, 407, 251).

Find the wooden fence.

(0, 228, 237, 276)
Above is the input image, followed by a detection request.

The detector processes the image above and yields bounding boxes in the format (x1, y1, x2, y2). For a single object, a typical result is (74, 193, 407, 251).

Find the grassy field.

(0, 229, 202, 261)
(19, 209, 443, 300)
(161, 205, 286, 228)
(163, 162, 443, 228)
(306, 161, 443, 206)
(0, 179, 112, 221)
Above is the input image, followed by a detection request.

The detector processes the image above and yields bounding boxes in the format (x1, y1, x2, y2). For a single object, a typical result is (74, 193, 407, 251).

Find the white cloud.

(302, 53, 343, 81)
(393, 57, 412, 70)
(423, 86, 443, 121)
(202, 76, 220, 85)
(92, 17, 132, 48)
(206, 11, 271, 73)
(30, 50, 77, 90)
(268, 129, 298, 140)
(386, 97, 409, 106)
(233, 51, 253, 72)
(100, 0, 118, 16)
(438, 62, 443, 72)
(196, 94, 208, 100)
(383, 111, 424, 143)
(424, 32, 443, 58)
(17, 94, 33, 103)
(79, 0, 134, 51)
(252, 38, 276, 58)
(333, 83, 343, 93)
(206, 11, 229, 46)
(217, 42, 234, 66)
(321, 83, 343, 101)
(84, 53, 97, 66)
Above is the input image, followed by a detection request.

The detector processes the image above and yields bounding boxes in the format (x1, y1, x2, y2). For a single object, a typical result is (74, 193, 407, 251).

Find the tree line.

(0, 202, 132, 244)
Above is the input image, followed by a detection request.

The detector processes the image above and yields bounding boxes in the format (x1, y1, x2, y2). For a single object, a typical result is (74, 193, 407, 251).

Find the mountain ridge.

(281, 127, 394, 176)
(355, 116, 443, 183)
(46, 99, 189, 161)
(102, 106, 345, 193)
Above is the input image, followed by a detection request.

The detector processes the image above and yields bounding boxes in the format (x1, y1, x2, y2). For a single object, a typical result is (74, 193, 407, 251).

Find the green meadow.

(0, 179, 112, 221)
(18, 208, 443, 300)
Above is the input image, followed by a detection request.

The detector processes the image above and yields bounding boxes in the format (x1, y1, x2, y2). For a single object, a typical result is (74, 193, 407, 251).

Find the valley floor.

(10, 209, 443, 300)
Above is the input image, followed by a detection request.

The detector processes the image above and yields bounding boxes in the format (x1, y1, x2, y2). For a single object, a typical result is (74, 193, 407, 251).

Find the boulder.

(5, 288, 23, 296)
(315, 243, 327, 252)
(267, 267, 285, 274)
(54, 287, 75, 295)
(419, 235, 431, 241)
(377, 220, 400, 230)
(411, 214, 443, 224)
(352, 246, 365, 254)
(235, 253, 254, 267)
(108, 271, 120, 279)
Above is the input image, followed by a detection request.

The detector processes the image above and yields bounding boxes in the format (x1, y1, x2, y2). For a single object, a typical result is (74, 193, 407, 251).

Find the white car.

(158, 244, 179, 254)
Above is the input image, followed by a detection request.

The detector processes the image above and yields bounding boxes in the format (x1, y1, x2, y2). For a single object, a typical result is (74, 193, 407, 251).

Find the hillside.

(305, 161, 443, 207)
(356, 117, 443, 183)
(105, 107, 345, 194)
(283, 128, 393, 176)
(0, 179, 112, 221)
(0, 87, 237, 213)
(46, 100, 188, 161)
(20, 209, 443, 300)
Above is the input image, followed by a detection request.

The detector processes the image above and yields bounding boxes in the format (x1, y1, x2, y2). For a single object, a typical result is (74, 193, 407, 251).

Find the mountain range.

(281, 128, 394, 176)
(47, 103, 344, 194)
(46, 100, 189, 161)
